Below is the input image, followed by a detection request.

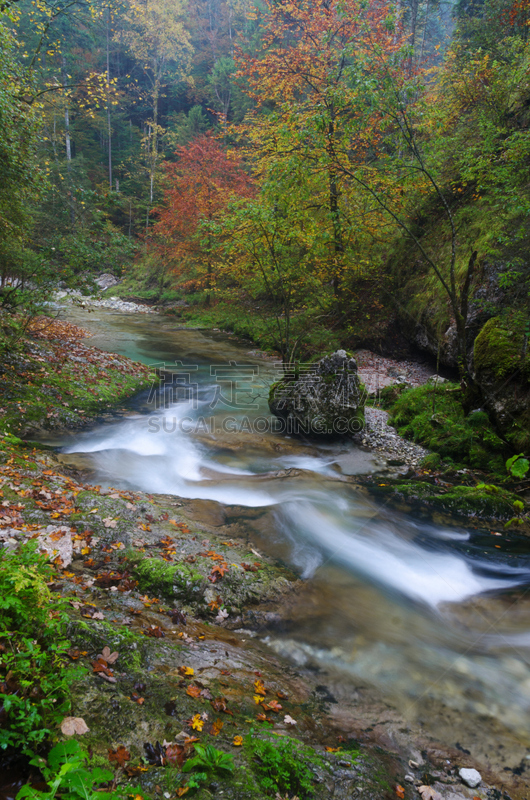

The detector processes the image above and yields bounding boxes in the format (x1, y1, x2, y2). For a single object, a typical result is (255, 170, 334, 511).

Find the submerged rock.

(269, 350, 365, 437)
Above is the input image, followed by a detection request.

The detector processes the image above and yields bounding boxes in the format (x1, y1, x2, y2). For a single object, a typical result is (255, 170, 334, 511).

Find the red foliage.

(152, 135, 254, 283)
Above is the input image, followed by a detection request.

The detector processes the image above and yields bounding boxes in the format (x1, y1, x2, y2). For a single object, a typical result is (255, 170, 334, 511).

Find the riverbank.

(0, 316, 157, 438)
(1, 436, 529, 800)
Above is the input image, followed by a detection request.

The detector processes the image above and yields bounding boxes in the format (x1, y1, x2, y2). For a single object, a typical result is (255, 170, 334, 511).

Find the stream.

(49, 307, 530, 768)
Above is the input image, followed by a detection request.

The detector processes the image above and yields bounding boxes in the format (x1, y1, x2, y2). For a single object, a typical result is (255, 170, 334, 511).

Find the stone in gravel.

(458, 768, 481, 788)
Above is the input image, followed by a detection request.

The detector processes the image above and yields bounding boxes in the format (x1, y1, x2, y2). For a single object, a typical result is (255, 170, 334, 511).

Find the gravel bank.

(356, 406, 429, 468)
(54, 291, 156, 314)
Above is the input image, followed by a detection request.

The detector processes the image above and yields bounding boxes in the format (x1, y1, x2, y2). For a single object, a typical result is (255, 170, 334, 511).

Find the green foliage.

(246, 735, 321, 799)
(389, 383, 507, 472)
(181, 743, 234, 790)
(17, 740, 128, 800)
(0, 543, 83, 753)
(183, 743, 234, 775)
(506, 453, 530, 480)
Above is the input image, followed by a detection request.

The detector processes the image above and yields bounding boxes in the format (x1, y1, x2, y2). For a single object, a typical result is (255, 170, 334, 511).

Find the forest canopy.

(0, 0, 529, 375)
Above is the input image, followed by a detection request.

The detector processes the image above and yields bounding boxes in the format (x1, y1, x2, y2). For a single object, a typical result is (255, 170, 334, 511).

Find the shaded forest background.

(1, 0, 529, 452)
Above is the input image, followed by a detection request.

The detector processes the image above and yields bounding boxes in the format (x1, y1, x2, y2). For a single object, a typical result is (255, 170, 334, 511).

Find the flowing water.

(49, 307, 530, 764)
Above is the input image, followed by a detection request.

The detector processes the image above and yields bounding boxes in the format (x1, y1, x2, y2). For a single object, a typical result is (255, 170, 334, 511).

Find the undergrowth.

(0, 542, 83, 754)
(245, 734, 326, 798)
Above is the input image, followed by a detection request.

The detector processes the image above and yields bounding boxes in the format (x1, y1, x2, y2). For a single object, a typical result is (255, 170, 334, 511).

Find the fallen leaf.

(210, 696, 232, 714)
(179, 666, 194, 677)
(325, 746, 342, 752)
(108, 745, 131, 767)
(190, 713, 204, 731)
(211, 719, 223, 736)
(283, 715, 297, 725)
(103, 518, 117, 528)
(167, 608, 187, 626)
(176, 789, 189, 797)
(418, 787, 442, 800)
(254, 678, 266, 696)
(232, 736, 243, 746)
(100, 646, 119, 664)
(144, 625, 165, 638)
(165, 744, 186, 767)
(396, 786, 405, 799)
(144, 741, 166, 766)
(60, 716, 90, 736)
(186, 685, 202, 698)
(263, 700, 282, 713)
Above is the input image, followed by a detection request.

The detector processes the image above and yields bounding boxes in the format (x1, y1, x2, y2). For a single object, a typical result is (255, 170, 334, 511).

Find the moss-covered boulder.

(473, 315, 530, 451)
(269, 350, 365, 437)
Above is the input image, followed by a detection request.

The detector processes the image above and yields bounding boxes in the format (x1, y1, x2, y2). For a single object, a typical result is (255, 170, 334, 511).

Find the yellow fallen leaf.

(191, 713, 204, 731)
(232, 736, 243, 746)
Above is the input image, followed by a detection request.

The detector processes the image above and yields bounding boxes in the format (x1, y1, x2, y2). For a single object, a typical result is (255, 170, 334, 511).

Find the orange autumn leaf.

(186, 685, 202, 698)
(263, 699, 282, 713)
(253, 678, 266, 696)
(108, 745, 130, 767)
(395, 786, 405, 799)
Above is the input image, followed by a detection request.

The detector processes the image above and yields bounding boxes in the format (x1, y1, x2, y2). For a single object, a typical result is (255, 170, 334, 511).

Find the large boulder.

(268, 350, 365, 437)
(473, 315, 530, 451)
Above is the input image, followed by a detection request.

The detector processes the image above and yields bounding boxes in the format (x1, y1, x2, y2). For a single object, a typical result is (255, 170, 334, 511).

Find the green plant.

(506, 453, 529, 480)
(182, 743, 234, 781)
(246, 735, 320, 799)
(17, 740, 126, 800)
(0, 543, 84, 753)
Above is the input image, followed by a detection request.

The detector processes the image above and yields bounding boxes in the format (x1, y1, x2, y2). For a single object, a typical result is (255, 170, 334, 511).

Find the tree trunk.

(106, 7, 112, 191)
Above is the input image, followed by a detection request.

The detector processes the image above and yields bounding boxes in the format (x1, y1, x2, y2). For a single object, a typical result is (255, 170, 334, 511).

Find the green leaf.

(506, 454, 529, 479)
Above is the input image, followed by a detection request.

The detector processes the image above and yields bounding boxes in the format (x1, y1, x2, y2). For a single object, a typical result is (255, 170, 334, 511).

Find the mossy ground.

(387, 382, 508, 474)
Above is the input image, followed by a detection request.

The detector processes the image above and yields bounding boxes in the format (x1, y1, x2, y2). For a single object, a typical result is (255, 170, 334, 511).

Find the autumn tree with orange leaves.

(152, 135, 254, 301)
(233, 0, 406, 301)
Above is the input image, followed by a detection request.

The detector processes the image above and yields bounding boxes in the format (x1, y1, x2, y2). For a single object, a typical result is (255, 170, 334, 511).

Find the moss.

(388, 382, 509, 474)
(474, 315, 529, 381)
(421, 452, 442, 469)
(130, 556, 206, 602)
(440, 485, 518, 518)
(372, 477, 521, 520)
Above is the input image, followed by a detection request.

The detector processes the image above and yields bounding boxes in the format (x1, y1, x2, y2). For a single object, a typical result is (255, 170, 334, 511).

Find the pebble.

(458, 768, 481, 788)
(355, 405, 429, 468)
(355, 348, 437, 393)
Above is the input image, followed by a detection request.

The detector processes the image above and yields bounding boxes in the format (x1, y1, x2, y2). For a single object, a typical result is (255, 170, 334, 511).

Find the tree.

(118, 0, 193, 223)
(212, 172, 332, 366)
(152, 134, 253, 299)
(0, 14, 45, 307)
(234, 0, 403, 301)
